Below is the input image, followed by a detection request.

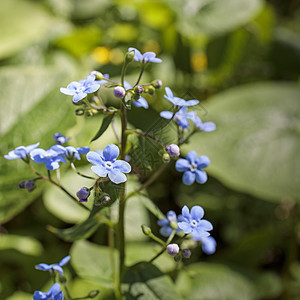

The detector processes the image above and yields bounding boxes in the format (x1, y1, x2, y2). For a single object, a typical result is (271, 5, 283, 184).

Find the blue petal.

(166, 210, 177, 221)
(186, 151, 198, 164)
(26, 142, 40, 153)
(72, 92, 87, 103)
(113, 160, 131, 173)
(198, 219, 213, 231)
(83, 75, 96, 85)
(52, 265, 64, 274)
(60, 87, 75, 96)
(4, 151, 21, 160)
(86, 151, 104, 165)
(59, 255, 71, 266)
(91, 165, 108, 177)
(178, 221, 192, 234)
(55, 291, 64, 300)
(175, 159, 190, 172)
(77, 147, 90, 155)
(185, 99, 199, 106)
(108, 169, 127, 184)
(181, 205, 190, 219)
(35, 263, 51, 271)
(201, 236, 216, 255)
(102, 144, 119, 161)
(48, 283, 61, 296)
(150, 57, 162, 63)
(172, 97, 187, 106)
(67, 81, 81, 90)
(191, 206, 204, 220)
(160, 226, 173, 237)
(195, 170, 208, 184)
(33, 291, 47, 300)
(143, 52, 156, 59)
(124, 81, 132, 90)
(182, 171, 196, 185)
(157, 219, 169, 227)
(160, 111, 173, 119)
(196, 155, 210, 168)
(128, 47, 143, 61)
(85, 83, 100, 93)
(30, 149, 47, 163)
(45, 160, 60, 170)
(177, 115, 190, 129)
(192, 230, 210, 240)
(14, 146, 27, 158)
(165, 87, 173, 99)
(133, 97, 148, 109)
(201, 121, 216, 132)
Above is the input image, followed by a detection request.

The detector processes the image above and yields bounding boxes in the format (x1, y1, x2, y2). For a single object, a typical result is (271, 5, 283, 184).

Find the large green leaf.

(174, 0, 262, 41)
(122, 263, 182, 300)
(71, 240, 116, 287)
(0, 63, 78, 223)
(0, 0, 55, 59)
(185, 82, 300, 202)
(176, 263, 255, 300)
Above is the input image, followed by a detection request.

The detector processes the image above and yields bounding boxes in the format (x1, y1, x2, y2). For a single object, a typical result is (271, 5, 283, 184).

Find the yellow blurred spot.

(110, 48, 124, 65)
(191, 52, 207, 72)
(143, 40, 160, 54)
(92, 47, 110, 64)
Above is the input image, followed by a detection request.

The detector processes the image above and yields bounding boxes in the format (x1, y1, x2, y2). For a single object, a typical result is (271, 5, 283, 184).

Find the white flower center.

(191, 220, 198, 227)
(190, 163, 196, 172)
(105, 161, 113, 169)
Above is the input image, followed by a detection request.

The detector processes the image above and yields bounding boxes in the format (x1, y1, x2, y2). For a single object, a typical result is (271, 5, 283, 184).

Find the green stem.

(133, 65, 145, 87)
(70, 163, 97, 180)
(179, 129, 197, 146)
(129, 130, 167, 148)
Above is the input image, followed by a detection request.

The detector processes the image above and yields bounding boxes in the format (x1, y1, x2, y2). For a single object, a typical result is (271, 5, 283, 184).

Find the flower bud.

(151, 79, 162, 89)
(163, 153, 170, 163)
(76, 187, 90, 202)
(88, 290, 100, 298)
(174, 254, 182, 262)
(90, 71, 104, 80)
(141, 224, 152, 236)
(134, 85, 144, 94)
(182, 249, 191, 259)
(75, 109, 85, 116)
(102, 194, 111, 204)
(54, 132, 69, 145)
(19, 181, 26, 189)
(58, 275, 67, 284)
(25, 180, 35, 192)
(133, 93, 141, 100)
(166, 244, 180, 256)
(146, 86, 155, 96)
(125, 50, 135, 63)
(167, 144, 180, 158)
(113, 86, 126, 98)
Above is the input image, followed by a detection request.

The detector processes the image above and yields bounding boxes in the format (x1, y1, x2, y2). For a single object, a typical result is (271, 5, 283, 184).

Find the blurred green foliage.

(0, 0, 300, 299)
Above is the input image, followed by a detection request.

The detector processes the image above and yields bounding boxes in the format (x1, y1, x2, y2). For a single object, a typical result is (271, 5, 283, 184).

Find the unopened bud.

(125, 50, 135, 63)
(113, 86, 126, 98)
(58, 275, 67, 284)
(174, 254, 182, 262)
(75, 109, 85, 116)
(151, 79, 162, 89)
(134, 85, 144, 94)
(146, 86, 155, 96)
(102, 194, 111, 204)
(163, 153, 170, 163)
(19, 181, 26, 189)
(25, 180, 35, 192)
(166, 144, 180, 158)
(182, 249, 191, 259)
(166, 244, 180, 256)
(90, 71, 104, 80)
(88, 290, 100, 298)
(76, 187, 90, 202)
(141, 224, 152, 236)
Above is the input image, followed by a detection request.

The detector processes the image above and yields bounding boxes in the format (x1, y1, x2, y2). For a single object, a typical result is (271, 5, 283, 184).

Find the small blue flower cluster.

(158, 205, 216, 256)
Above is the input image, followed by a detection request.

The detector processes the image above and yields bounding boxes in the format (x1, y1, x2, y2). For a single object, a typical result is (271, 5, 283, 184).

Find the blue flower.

(30, 147, 67, 170)
(193, 116, 216, 132)
(124, 81, 148, 109)
(160, 107, 197, 129)
(60, 75, 101, 103)
(35, 256, 70, 275)
(51, 145, 89, 162)
(54, 133, 69, 145)
(157, 210, 179, 237)
(164, 87, 199, 107)
(4, 143, 40, 161)
(175, 151, 210, 185)
(178, 205, 213, 241)
(33, 283, 63, 300)
(128, 47, 162, 64)
(86, 144, 131, 184)
(199, 236, 216, 255)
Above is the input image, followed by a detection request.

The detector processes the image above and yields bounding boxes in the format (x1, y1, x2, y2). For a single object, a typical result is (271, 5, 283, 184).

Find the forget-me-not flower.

(51, 145, 89, 162)
(199, 236, 217, 255)
(33, 283, 63, 300)
(4, 143, 40, 161)
(178, 205, 213, 241)
(60, 74, 101, 103)
(128, 47, 162, 64)
(54, 132, 69, 145)
(157, 210, 179, 237)
(124, 81, 148, 109)
(86, 144, 131, 184)
(30, 147, 67, 170)
(175, 151, 210, 185)
(193, 115, 216, 132)
(160, 106, 197, 129)
(35, 256, 70, 275)
(164, 87, 199, 107)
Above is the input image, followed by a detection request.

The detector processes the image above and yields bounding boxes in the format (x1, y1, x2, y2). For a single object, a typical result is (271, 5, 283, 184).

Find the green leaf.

(0, 0, 55, 59)
(91, 113, 115, 142)
(185, 82, 300, 202)
(0, 62, 78, 223)
(122, 263, 182, 300)
(47, 217, 101, 242)
(175, 0, 263, 40)
(0, 234, 43, 256)
(176, 263, 255, 300)
(71, 240, 116, 287)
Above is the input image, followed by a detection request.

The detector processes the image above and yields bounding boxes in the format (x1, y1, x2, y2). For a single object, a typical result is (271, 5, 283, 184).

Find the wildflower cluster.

(5, 47, 217, 299)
